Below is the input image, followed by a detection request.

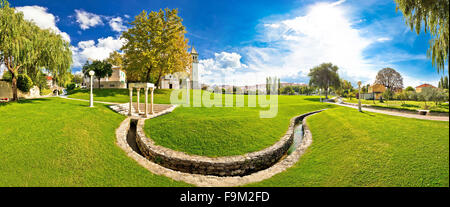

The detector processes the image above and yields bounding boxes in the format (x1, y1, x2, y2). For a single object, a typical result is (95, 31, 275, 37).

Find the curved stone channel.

(135, 110, 323, 177)
(115, 107, 325, 186)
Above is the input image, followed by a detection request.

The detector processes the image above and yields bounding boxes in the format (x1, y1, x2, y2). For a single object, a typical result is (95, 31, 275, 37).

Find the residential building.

(82, 66, 127, 88)
(415, 84, 436, 93)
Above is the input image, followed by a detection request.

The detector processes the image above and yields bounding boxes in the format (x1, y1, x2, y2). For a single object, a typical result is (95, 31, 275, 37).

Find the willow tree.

(121, 8, 191, 87)
(0, 0, 72, 100)
(395, 0, 449, 74)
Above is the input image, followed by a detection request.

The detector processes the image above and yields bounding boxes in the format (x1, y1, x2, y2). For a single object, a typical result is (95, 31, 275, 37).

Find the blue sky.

(6, 0, 448, 87)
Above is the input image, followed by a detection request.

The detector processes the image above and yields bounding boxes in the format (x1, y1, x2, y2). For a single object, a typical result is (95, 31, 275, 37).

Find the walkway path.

(334, 102, 449, 122)
(59, 96, 121, 105)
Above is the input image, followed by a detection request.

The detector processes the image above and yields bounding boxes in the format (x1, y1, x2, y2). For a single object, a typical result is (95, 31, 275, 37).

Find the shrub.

(382, 89, 394, 102)
(1, 70, 12, 81)
(17, 74, 33, 93)
(66, 83, 76, 91)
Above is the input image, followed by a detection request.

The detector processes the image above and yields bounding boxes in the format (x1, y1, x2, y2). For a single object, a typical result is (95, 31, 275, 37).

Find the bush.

(66, 83, 76, 91)
(1, 70, 12, 81)
(17, 74, 33, 93)
(382, 89, 394, 101)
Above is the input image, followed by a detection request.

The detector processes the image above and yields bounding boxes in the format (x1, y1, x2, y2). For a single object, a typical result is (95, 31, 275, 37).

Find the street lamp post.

(319, 88, 322, 102)
(89, 70, 95, 107)
(358, 81, 362, 112)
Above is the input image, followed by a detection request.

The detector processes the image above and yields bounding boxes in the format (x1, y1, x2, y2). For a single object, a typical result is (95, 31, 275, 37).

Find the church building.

(160, 47, 200, 89)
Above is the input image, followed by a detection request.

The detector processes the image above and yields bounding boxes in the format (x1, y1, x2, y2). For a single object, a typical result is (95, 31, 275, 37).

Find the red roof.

(415, 84, 436, 89)
(46, 76, 52, 80)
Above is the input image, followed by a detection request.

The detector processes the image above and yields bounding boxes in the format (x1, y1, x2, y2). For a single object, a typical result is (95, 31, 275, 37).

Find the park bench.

(0, 97, 9, 102)
(417, 110, 429, 116)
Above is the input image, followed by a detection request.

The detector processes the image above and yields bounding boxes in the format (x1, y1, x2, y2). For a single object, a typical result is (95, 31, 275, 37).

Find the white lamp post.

(89, 70, 95, 107)
(319, 88, 322, 102)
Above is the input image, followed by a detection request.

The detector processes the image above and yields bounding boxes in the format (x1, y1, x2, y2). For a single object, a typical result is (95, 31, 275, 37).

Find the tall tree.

(82, 60, 113, 88)
(395, 0, 449, 74)
(445, 76, 449, 89)
(121, 8, 191, 87)
(106, 51, 124, 68)
(0, 0, 72, 100)
(374, 68, 404, 91)
(308, 63, 340, 99)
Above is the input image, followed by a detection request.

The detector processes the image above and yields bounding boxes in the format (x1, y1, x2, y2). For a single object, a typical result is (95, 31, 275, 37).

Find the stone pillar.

(128, 87, 133, 116)
(137, 88, 141, 114)
(145, 87, 149, 117)
(150, 87, 154, 114)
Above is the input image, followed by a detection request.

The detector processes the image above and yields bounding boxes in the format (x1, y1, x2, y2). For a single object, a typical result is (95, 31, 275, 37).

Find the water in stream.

(288, 123, 303, 155)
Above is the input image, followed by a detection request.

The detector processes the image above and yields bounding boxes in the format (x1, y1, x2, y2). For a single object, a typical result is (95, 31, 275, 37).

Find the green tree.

(121, 9, 192, 87)
(82, 60, 113, 88)
(0, 0, 72, 100)
(419, 87, 438, 109)
(308, 63, 340, 99)
(445, 76, 449, 89)
(106, 51, 124, 68)
(438, 75, 449, 89)
(16, 74, 33, 93)
(405, 86, 415, 92)
(72, 73, 84, 85)
(395, 0, 449, 74)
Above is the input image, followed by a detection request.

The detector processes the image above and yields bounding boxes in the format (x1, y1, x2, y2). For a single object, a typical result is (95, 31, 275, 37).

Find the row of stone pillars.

(128, 83, 155, 117)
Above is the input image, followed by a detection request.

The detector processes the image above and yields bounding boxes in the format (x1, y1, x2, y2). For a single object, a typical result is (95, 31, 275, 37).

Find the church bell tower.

(191, 47, 200, 89)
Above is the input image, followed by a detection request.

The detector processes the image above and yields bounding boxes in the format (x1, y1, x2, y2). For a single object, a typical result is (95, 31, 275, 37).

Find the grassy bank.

(145, 95, 333, 157)
(248, 107, 449, 187)
(0, 98, 190, 186)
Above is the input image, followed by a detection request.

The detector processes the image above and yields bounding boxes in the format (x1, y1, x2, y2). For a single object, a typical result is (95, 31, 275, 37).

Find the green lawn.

(1, 91, 448, 187)
(247, 107, 449, 187)
(145, 94, 334, 157)
(0, 98, 190, 186)
(344, 98, 449, 113)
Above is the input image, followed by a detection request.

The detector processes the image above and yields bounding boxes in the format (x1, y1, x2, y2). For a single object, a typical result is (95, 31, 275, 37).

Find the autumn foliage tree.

(121, 8, 192, 87)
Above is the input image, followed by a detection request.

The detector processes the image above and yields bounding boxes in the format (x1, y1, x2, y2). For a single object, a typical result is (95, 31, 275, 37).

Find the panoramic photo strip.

(0, 0, 448, 204)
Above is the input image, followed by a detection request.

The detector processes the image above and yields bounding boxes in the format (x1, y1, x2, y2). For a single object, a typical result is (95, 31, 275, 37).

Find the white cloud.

(75, 9, 103, 30)
(198, 0, 438, 87)
(109, 17, 127, 32)
(198, 52, 250, 84)
(71, 36, 126, 67)
(15, 6, 71, 42)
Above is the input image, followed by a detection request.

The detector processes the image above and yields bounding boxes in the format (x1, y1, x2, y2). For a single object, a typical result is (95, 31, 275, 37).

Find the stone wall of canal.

(135, 110, 324, 177)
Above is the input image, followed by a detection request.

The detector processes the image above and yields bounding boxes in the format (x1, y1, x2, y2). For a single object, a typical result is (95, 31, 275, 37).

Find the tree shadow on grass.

(304, 97, 321, 102)
(360, 111, 375, 117)
(0, 98, 51, 108)
(401, 104, 420, 108)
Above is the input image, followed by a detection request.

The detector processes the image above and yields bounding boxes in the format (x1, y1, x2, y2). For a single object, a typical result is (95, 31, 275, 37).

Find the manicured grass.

(248, 107, 449, 187)
(68, 88, 174, 104)
(0, 98, 190, 186)
(145, 94, 335, 157)
(344, 98, 449, 113)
